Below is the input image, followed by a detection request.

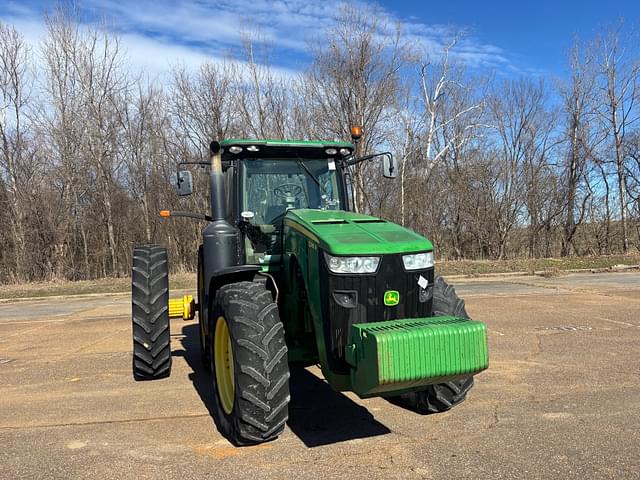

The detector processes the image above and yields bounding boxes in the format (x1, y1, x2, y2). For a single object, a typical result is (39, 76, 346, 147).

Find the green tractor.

(131, 131, 489, 445)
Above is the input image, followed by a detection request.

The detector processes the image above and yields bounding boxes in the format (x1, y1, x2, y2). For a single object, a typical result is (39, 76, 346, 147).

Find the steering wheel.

(274, 183, 303, 199)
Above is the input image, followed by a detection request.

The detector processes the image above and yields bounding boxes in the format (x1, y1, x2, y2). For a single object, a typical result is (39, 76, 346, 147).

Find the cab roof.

(220, 139, 354, 160)
(221, 139, 354, 148)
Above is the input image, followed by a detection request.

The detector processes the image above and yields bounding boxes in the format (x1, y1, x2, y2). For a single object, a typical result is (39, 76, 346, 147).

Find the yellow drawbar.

(168, 295, 196, 320)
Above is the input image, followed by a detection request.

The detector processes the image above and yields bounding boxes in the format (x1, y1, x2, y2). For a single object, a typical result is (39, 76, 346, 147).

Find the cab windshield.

(240, 158, 343, 264)
(240, 158, 343, 224)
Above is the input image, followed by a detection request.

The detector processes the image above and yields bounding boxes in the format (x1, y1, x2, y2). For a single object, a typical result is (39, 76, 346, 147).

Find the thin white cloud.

(120, 31, 300, 82)
(0, 0, 515, 75)
(119, 32, 214, 79)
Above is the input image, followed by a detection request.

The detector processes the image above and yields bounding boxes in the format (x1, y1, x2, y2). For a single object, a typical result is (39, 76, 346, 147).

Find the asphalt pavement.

(1, 271, 639, 479)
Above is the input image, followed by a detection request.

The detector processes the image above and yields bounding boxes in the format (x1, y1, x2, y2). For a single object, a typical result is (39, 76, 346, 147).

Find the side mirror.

(172, 170, 193, 196)
(383, 154, 398, 179)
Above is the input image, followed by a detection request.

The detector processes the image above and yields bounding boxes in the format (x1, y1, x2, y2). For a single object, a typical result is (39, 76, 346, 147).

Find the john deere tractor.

(131, 131, 489, 445)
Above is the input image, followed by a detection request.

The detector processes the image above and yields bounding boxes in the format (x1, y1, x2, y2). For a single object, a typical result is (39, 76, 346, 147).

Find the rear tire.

(131, 245, 171, 381)
(394, 276, 474, 414)
(209, 281, 290, 445)
(396, 376, 475, 414)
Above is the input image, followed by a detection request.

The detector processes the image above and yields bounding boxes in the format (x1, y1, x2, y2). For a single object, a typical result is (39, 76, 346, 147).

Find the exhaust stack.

(209, 141, 226, 222)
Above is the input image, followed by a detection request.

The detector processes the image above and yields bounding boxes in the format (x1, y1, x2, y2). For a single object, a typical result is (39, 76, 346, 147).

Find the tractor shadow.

(172, 323, 218, 425)
(175, 322, 391, 448)
(286, 366, 391, 447)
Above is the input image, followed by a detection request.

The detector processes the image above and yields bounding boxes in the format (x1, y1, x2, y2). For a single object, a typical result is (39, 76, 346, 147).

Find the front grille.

(319, 253, 434, 373)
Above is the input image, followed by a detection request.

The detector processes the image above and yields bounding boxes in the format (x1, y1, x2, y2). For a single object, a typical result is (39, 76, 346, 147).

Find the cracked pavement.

(0, 272, 639, 479)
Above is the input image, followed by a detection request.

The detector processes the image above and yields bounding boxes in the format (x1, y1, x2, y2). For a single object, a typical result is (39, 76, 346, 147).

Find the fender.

(201, 264, 260, 338)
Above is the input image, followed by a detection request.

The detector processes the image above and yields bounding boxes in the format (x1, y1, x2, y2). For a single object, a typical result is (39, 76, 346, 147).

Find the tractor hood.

(284, 209, 433, 256)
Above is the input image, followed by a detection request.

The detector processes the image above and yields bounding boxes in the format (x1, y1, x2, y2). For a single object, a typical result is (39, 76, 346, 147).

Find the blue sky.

(388, 0, 639, 75)
(1, 0, 638, 79)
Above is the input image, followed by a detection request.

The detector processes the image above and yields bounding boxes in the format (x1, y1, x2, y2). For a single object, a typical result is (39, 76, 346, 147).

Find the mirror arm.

(177, 161, 210, 168)
(341, 151, 393, 168)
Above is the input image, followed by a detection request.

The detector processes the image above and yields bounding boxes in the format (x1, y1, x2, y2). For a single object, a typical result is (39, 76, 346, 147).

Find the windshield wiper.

(294, 156, 336, 209)
(295, 157, 321, 187)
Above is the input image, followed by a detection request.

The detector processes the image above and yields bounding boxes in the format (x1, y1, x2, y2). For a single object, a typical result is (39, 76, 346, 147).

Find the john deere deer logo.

(384, 290, 400, 306)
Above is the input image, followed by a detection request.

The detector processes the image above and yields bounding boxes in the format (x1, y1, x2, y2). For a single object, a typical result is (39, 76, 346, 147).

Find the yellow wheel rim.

(214, 316, 235, 415)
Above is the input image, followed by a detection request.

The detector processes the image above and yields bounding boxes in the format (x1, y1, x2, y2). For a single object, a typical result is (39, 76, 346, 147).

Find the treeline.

(0, 6, 639, 283)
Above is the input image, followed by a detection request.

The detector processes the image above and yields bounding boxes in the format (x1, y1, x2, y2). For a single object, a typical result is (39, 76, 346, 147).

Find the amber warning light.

(159, 210, 171, 218)
(350, 126, 363, 140)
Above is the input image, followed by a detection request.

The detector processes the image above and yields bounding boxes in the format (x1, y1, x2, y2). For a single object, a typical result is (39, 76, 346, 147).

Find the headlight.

(324, 253, 380, 274)
(402, 251, 434, 270)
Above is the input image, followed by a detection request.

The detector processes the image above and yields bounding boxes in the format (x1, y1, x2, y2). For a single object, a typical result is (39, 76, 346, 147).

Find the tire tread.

(131, 244, 171, 381)
(212, 281, 290, 445)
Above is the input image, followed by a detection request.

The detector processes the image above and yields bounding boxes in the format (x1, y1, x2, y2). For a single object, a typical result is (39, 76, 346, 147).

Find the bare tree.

(38, 8, 130, 277)
(558, 40, 598, 255)
(171, 61, 237, 153)
(236, 36, 292, 139)
(488, 79, 549, 259)
(168, 60, 240, 258)
(388, 36, 489, 258)
(0, 23, 34, 281)
(120, 82, 168, 243)
(417, 36, 486, 178)
(624, 131, 640, 249)
(38, 9, 87, 279)
(75, 25, 129, 275)
(392, 85, 421, 226)
(521, 105, 563, 258)
(301, 4, 406, 212)
(594, 26, 640, 252)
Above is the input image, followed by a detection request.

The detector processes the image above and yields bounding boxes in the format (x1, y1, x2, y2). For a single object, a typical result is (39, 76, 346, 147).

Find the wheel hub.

(214, 316, 235, 414)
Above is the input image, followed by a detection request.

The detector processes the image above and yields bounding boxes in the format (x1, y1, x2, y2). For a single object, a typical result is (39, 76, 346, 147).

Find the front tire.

(131, 245, 171, 381)
(394, 276, 474, 414)
(209, 281, 290, 445)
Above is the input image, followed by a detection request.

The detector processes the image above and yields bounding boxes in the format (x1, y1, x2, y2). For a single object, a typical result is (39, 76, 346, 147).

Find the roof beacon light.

(229, 145, 243, 154)
(350, 126, 363, 141)
(246, 145, 260, 152)
(339, 148, 351, 156)
(325, 148, 338, 155)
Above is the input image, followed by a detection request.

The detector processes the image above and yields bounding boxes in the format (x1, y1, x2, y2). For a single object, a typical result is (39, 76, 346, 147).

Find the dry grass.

(1, 254, 639, 299)
(437, 254, 640, 277)
(0, 272, 195, 300)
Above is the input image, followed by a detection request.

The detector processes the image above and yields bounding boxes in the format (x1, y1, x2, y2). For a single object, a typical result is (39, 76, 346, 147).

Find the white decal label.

(417, 275, 428, 289)
(328, 159, 336, 171)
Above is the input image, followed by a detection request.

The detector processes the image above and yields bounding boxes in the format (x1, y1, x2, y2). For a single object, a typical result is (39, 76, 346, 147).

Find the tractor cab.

(220, 140, 355, 266)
